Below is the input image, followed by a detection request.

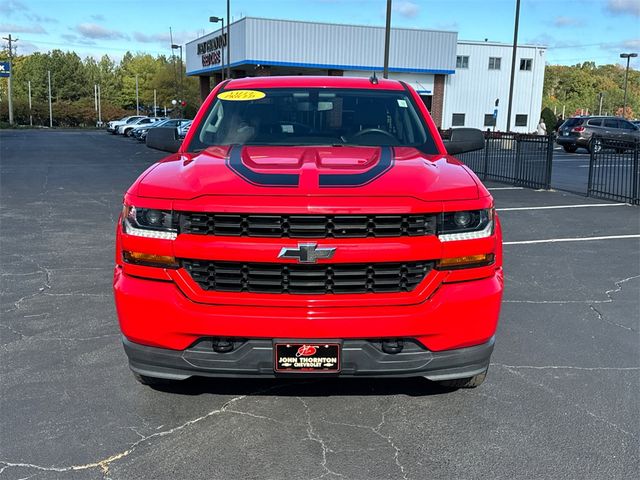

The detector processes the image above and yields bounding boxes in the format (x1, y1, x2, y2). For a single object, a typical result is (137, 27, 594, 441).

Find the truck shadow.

(148, 376, 460, 397)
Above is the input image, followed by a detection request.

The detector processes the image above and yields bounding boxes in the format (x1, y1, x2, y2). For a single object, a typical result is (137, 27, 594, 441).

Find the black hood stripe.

(319, 146, 394, 188)
(226, 145, 299, 187)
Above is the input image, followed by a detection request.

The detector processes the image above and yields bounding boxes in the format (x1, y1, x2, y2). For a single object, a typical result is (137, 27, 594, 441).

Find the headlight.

(122, 205, 177, 239)
(437, 209, 494, 242)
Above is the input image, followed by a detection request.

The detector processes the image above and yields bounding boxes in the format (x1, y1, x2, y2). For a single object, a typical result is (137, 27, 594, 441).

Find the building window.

(520, 58, 532, 71)
(452, 113, 465, 126)
(488, 57, 501, 70)
(484, 114, 496, 127)
(456, 55, 469, 69)
(515, 114, 528, 126)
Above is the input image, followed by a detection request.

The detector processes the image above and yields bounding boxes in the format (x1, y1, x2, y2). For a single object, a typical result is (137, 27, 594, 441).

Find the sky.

(1, 0, 639, 66)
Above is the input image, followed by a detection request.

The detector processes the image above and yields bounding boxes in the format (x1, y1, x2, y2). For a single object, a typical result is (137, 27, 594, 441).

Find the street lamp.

(620, 52, 637, 118)
(171, 44, 183, 107)
(209, 16, 225, 80)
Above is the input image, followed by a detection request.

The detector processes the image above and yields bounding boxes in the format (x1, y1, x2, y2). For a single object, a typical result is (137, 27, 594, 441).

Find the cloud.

(606, 0, 640, 16)
(133, 29, 201, 46)
(61, 33, 96, 46)
(76, 23, 126, 40)
(621, 38, 640, 49)
(553, 16, 584, 27)
(393, 1, 420, 19)
(431, 21, 459, 31)
(90, 14, 105, 21)
(0, 22, 46, 34)
(0, 0, 27, 17)
(25, 12, 58, 23)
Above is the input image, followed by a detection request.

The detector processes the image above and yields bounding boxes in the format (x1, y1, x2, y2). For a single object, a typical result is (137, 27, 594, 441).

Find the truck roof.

(223, 75, 405, 90)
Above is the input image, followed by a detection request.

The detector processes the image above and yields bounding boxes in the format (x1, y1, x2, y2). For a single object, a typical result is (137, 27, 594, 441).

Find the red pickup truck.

(114, 76, 503, 389)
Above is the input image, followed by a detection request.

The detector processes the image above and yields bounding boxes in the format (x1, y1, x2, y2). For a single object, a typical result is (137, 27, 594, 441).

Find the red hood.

(134, 146, 481, 202)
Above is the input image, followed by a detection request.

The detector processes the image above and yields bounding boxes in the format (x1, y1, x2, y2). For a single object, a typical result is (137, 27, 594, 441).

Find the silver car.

(557, 116, 640, 153)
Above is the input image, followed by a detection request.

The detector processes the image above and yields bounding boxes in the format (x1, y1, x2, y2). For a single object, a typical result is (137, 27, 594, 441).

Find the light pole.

(209, 16, 225, 80)
(383, 0, 392, 79)
(171, 43, 183, 104)
(506, 0, 521, 132)
(620, 53, 637, 118)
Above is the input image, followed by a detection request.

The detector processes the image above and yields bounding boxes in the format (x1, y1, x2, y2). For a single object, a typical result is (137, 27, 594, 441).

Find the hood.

(134, 146, 480, 202)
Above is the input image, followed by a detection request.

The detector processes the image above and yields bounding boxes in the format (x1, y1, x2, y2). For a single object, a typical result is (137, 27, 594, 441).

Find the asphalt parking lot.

(1, 129, 638, 480)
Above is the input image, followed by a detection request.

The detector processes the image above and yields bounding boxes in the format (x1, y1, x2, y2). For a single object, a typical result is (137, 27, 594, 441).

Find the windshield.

(186, 88, 437, 153)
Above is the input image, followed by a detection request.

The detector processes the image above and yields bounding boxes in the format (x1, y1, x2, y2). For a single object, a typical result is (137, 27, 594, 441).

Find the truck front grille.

(179, 213, 436, 238)
(181, 260, 433, 294)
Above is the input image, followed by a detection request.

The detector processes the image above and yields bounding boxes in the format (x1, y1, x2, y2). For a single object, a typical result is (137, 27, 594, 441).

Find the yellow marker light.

(437, 253, 494, 270)
(123, 251, 179, 268)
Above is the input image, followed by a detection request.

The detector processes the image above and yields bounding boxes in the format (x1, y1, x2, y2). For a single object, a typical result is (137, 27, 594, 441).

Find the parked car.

(106, 116, 146, 134)
(133, 118, 188, 141)
(115, 76, 502, 390)
(556, 116, 640, 153)
(177, 120, 192, 139)
(117, 117, 163, 136)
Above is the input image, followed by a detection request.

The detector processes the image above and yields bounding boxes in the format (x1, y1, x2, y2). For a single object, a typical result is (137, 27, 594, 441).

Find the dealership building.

(186, 17, 546, 132)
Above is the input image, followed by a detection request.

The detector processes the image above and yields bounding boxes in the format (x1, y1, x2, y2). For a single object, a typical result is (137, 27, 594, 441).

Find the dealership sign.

(197, 34, 227, 68)
(0, 62, 10, 77)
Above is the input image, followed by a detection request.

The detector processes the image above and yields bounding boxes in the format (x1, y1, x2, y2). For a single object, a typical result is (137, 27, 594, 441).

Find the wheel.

(562, 145, 577, 153)
(133, 372, 175, 387)
(436, 369, 487, 389)
(588, 138, 602, 154)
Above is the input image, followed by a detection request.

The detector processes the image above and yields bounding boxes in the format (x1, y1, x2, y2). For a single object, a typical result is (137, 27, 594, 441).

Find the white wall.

(442, 42, 546, 133)
(343, 71, 434, 94)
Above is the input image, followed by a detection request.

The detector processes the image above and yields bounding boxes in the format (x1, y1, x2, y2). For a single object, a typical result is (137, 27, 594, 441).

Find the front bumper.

(123, 335, 494, 380)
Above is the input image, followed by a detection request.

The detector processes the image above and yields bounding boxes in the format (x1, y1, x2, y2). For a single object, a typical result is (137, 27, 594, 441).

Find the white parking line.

(498, 203, 627, 211)
(488, 187, 524, 190)
(504, 234, 640, 245)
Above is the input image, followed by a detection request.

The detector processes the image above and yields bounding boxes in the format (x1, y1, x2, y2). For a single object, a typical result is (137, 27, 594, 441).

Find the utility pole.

(97, 84, 102, 126)
(135, 74, 139, 115)
(620, 53, 638, 118)
(598, 92, 604, 116)
(227, 0, 231, 79)
(2, 34, 18, 125)
(28, 80, 32, 126)
(47, 70, 52, 128)
(153, 89, 157, 118)
(383, 0, 392, 79)
(506, 0, 521, 132)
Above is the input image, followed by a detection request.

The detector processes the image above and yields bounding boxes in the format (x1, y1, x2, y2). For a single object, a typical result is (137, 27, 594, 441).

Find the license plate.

(563, 132, 569, 136)
(274, 342, 340, 373)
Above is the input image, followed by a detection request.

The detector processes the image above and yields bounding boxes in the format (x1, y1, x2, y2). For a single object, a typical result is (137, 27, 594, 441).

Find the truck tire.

(436, 369, 487, 389)
(133, 372, 175, 387)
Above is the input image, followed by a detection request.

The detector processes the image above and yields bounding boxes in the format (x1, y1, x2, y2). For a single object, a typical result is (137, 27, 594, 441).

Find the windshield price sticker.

(218, 90, 266, 101)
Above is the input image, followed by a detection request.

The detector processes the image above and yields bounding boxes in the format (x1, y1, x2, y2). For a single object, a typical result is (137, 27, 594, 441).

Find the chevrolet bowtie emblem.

(278, 243, 336, 264)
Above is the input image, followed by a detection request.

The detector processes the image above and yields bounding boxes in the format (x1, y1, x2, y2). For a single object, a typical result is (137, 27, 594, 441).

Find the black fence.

(442, 131, 554, 190)
(588, 136, 640, 205)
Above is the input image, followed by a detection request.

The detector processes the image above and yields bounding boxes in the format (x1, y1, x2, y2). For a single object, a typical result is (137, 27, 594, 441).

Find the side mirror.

(146, 127, 181, 153)
(442, 128, 485, 155)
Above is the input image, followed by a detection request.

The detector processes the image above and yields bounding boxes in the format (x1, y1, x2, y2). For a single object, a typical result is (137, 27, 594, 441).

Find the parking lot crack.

(588, 275, 639, 332)
(491, 363, 639, 372)
(494, 364, 637, 439)
(298, 397, 345, 480)
(0, 391, 268, 478)
(373, 404, 409, 480)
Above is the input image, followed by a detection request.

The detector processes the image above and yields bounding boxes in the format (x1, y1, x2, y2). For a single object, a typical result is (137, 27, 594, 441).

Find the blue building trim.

(188, 59, 455, 76)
